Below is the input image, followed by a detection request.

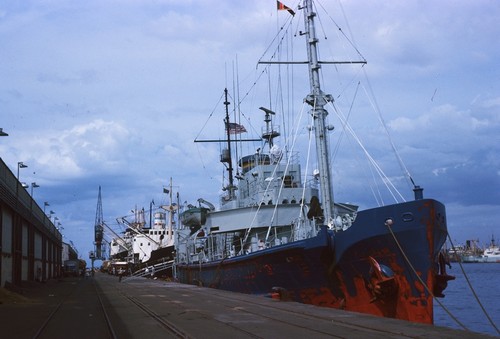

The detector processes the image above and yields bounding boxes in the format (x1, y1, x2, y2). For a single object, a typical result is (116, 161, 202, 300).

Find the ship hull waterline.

(175, 199, 448, 324)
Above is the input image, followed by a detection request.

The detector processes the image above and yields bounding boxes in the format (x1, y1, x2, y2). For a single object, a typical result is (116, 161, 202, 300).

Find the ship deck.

(0, 273, 494, 338)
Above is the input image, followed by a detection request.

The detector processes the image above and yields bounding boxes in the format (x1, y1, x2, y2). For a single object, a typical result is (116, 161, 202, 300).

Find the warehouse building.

(0, 157, 62, 287)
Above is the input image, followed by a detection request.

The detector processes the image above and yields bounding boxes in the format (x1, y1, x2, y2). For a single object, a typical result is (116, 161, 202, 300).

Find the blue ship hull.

(175, 199, 452, 323)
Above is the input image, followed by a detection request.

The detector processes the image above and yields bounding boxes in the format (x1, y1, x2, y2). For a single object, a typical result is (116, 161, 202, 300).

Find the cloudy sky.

(1, 0, 499, 260)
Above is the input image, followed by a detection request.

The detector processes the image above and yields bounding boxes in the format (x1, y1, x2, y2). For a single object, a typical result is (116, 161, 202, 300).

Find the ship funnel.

(413, 186, 423, 200)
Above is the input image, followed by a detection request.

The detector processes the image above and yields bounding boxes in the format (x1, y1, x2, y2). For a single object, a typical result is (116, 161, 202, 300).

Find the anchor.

(434, 250, 455, 298)
(367, 256, 397, 302)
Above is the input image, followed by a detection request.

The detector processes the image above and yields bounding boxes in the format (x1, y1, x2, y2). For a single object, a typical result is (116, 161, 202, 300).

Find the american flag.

(227, 122, 247, 134)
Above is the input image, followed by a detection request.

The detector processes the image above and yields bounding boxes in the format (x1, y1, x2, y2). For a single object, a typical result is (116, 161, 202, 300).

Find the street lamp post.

(30, 182, 39, 211)
(44, 202, 50, 213)
(31, 182, 40, 196)
(17, 162, 28, 180)
(15, 162, 28, 197)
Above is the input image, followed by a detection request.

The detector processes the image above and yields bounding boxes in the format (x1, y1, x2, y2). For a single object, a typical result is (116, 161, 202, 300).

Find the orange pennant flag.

(277, 1, 295, 16)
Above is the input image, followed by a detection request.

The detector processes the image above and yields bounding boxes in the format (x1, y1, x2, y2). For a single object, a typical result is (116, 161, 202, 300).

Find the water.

(434, 263, 500, 336)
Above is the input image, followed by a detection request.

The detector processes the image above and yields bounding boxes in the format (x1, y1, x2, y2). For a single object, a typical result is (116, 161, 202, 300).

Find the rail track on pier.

(31, 276, 115, 339)
(32, 275, 190, 339)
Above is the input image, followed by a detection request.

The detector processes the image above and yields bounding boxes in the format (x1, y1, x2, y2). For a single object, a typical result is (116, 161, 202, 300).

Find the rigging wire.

(275, 13, 296, 162)
(317, 0, 366, 63)
(231, 63, 241, 171)
(193, 89, 223, 182)
(234, 57, 242, 172)
(238, 9, 295, 110)
(194, 91, 225, 142)
(327, 100, 405, 203)
(329, 82, 386, 207)
(360, 70, 417, 192)
(330, 82, 359, 160)
(265, 101, 308, 242)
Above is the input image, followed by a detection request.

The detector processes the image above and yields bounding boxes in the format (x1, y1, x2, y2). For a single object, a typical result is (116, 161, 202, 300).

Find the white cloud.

(481, 96, 500, 108)
(11, 119, 134, 184)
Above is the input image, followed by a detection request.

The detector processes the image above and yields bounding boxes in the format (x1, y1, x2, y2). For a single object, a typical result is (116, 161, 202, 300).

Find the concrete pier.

(0, 273, 494, 338)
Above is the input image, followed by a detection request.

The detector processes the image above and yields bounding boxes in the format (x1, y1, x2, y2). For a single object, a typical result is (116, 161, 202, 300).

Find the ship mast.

(303, 0, 335, 225)
(194, 88, 261, 202)
(167, 177, 174, 241)
(222, 88, 236, 200)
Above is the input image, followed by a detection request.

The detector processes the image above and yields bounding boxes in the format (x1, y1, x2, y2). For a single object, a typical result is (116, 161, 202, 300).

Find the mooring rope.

(385, 223, 469, 331)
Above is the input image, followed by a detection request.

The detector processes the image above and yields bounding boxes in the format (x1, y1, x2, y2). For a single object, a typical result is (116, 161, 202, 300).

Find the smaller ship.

(482, 235, 500, 263)
(449, 239, 483, 263)
(447, 236, 500, 263)
(107, 180, 178, 274)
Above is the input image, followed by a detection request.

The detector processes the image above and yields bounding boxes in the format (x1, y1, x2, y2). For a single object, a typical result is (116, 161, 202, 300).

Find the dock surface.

(0, 273, 494, 338)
